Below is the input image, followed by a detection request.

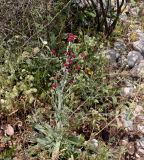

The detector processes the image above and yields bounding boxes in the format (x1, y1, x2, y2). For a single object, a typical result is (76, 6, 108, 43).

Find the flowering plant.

(50, 33, 81, 91)
(67, 33, 77, 42)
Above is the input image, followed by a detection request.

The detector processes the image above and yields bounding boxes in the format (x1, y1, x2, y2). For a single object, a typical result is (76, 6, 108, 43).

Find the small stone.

(118, 55, 127, 66)
(122, 86, 135, 97)
(138, 148, 144, 155)
(121, 138, 128, 146)
(125, 81, 135, 88)
(137, 137, 144, 148)
(136, 115, 144, 121)
(135, 29, 144, 41)
(133, 105, 143, 117)
(106, 49, 120, 63)
(128, 142, 135, 155)
(123, 119, 133, 131)
(139, 4, 144, 16)
(5, 124, 14, 136)
(91, 139, 98, 148)
(130, 7, 139, 16)
(137, 125, 144, 134)
(135, 153, 140, 159)
(114, 39, 126, 51)
(127, 51, 143, 68)
(133, 40, 144, 54)
(131, 60, 144, 78)
(120, 13, 128, 22)
(84, 139, 98, 152)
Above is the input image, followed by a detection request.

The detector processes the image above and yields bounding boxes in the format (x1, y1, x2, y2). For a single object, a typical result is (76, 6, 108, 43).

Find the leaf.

(36, 138, 51, 146)
(34, 124, 47, 135)
(84, 11, 96, 17)
(34, 123, 54, 138)
(112, 96, 117, 105)
(51, 141, 61, 160)
(5, 124, 14, 136)
(68, 135, 85, 145)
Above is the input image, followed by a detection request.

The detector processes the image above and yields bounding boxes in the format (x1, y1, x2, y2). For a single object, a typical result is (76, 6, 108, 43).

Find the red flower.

(65, 51, 71, 55)
(64, 63, 70, 67)
(76, 65, 81, 70)
(70, 53, 76, 59)
(51, 83, 58, 90)
(67, 33, 77, 42)
(66, 58, 73, 64)
(51, 50, 56, 55)
(69, 78, 76, 84)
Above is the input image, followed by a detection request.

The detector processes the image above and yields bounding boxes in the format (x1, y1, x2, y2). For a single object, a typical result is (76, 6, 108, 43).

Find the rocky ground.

(105, 1, 144, 159)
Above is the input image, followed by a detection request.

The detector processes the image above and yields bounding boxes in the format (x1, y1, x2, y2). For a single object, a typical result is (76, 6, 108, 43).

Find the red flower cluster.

(66, 58, 73, 64)
(63, 49, 81, 72)
(51, 49, 56, 55)
(51, 83, 58, 90)
(50, 33, 81, 90)
(65, 51, 71, 56)
(67, 33, 77, 42)
(63, 50, 76, 68)
(76, 65, 81, 70)
(64, 62, 70, 67)
(65, 51, 76, 59)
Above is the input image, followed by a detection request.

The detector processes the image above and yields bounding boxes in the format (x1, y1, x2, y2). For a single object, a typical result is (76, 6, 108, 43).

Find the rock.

(125, 80, 135, 87)
(137, 125, 144, 134)
(90, 139, 99, 148)
(114, 39, 126, 51)
(139, 4, 144, 16)
(130, 7, 139, 16)
(120, 13, 128, 22)
(133, 105, 143, 118)
(118, 55, 127, 66)
(127, 51, 143, 68)
(137, 137, 144, 149)
(135, 153, 141, 159)
(135, 29, 144, 41)
(138, 148, 144, 155)
(136, 115, 144, 122)
(84, 139, 98, 152)
(121, 138, 128, 146)
(123, 119, 133, 131)
(137, 137, 144, 157)
(5, 124, 14, 136)
(122, 86, 135, 97)
(133, 40, 144, 54)
(131, 60, 144, 78)
(127, 142, 135, 155)
(106, 49, 120, 63)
